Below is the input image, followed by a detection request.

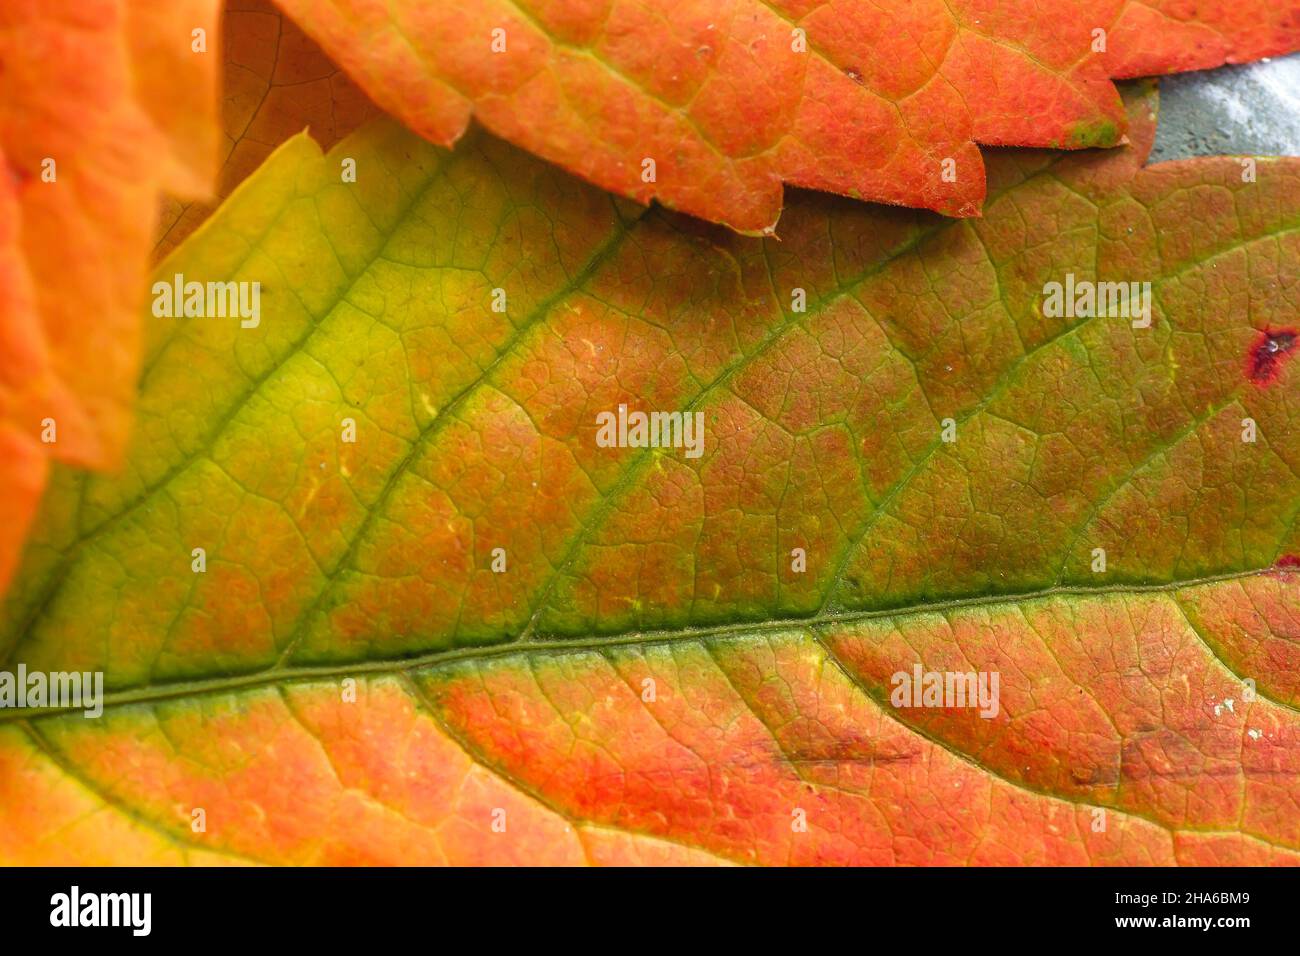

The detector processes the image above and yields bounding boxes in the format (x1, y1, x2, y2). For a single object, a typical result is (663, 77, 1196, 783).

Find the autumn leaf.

(2, 81, 1299, 865)
(155, 0, 379, 259)
(270, 0, 1300, 232)
(0, 0, 220, 593)
(1106, 0, 1300, 78)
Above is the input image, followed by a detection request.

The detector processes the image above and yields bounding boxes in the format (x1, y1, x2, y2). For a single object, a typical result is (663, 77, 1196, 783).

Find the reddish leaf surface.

(272, 0, 1300, 232)
(1106, 0, 1300, 78)
(2, 83, 1299, 865)
(0, 0, 220, 592)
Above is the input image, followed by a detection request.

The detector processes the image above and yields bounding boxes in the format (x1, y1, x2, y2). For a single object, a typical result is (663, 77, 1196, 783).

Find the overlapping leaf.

(155, 0, 378, 259)
(2, 83, 1299, 865)
(272, 0, 1300, 231)
(0, 0, 219, 592)
(1105, 0, 1300, 78)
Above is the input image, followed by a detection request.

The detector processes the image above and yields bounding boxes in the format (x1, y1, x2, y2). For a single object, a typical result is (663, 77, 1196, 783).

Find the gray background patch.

(1151, 52, 1300, 162)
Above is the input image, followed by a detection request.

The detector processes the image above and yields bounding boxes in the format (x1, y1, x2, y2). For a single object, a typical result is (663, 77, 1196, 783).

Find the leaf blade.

(3, 81, 1300, 865)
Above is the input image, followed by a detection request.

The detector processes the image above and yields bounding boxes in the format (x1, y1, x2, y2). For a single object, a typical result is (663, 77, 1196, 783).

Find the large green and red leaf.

(0, 0, 219, 592)
(271, 0, 1300, 231)
(2, 82, 1299, 865)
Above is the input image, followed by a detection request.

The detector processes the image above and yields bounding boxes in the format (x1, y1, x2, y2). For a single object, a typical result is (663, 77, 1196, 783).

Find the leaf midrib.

(2, 564, 1278, 724)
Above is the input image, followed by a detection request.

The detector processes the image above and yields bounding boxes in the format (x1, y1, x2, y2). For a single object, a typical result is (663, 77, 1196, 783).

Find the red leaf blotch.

(1247, 327, 1297, 385)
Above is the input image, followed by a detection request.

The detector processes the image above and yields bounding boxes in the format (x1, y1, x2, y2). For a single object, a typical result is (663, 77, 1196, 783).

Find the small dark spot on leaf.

(1246, 327, 1296, 385)
(1276, 554, 1300, 570)
(843, 66, 863, 85)
(5, 156, 29, 188)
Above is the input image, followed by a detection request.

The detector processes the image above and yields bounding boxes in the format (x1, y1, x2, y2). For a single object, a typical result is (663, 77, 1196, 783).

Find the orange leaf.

(271, 0, 1300, 232)
(0, 0, 221, 591)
